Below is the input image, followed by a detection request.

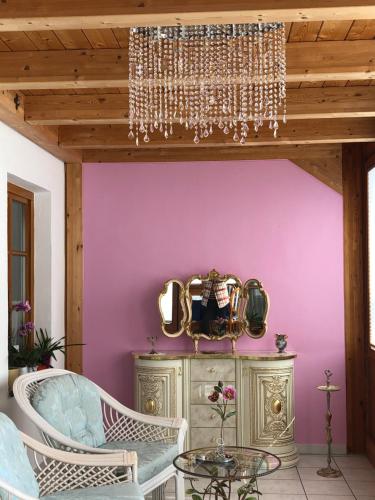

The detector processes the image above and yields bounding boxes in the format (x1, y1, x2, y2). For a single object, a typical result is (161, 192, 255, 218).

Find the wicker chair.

(13, 369, 187, 500)
(0, 412, 143, 499)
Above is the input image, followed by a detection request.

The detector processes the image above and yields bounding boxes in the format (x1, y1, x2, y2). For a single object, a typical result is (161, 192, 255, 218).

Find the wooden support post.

(65, 163, 83, 374)
(342, 144, 367, 452)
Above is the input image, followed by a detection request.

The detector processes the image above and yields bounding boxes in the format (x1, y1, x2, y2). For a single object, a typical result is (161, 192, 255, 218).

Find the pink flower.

(222, 385, 236, 401)
(14, 300, 31, 313)
(19, 321, 35, 337)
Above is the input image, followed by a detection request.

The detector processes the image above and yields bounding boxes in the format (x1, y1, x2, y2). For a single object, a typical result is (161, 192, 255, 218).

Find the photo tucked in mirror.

(159, 280, 186, 337)
(188, 277, 242, 337)
(244, 279, 268, 337)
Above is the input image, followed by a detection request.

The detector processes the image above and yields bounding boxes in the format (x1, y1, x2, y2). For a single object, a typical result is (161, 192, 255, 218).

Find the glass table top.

(173, 446, 281, 481)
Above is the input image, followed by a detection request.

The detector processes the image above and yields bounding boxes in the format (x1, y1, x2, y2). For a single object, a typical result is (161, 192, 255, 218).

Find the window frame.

(7, 182, 34, 348)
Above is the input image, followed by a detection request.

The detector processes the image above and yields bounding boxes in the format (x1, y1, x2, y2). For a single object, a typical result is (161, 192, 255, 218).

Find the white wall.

(0, 122, 65, 432)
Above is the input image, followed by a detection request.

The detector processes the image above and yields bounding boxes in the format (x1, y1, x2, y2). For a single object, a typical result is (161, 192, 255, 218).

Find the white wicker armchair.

(0, 413, 141, 499)
(13, 369, 187, 500)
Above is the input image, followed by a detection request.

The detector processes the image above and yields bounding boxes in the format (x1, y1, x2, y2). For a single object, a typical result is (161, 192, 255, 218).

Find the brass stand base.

(317, 467, 342, 478)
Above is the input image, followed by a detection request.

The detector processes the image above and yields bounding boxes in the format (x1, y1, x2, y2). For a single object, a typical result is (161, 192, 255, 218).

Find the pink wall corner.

(83, 159, 346, 446)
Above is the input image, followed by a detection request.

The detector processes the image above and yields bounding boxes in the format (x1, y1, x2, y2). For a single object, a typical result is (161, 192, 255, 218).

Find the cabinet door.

(242, 363, 294, 448)
(135, 363, 181, 418)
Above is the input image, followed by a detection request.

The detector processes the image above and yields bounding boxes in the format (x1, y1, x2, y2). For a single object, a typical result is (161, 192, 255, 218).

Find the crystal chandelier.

(128, 23, 286, 145)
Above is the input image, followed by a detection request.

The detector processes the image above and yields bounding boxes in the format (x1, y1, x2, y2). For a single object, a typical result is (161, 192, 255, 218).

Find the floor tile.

(261, 467, 300, 480)
(302, 479, 353, 495)
(257, 479, 305, 494)
(260, 496, 307, 500)
(356, 497, 375, 500)
(298, 467, 344, 481)
(346, 480, 375, 496)
(306, 496, 355, 500)
(299, 455, 337, 468)
(335, 455, 374, 470)
(341, 468, 375, 481)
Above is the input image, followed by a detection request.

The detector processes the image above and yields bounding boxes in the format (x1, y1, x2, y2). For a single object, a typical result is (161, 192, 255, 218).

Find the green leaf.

(192, 494, 202, 500)
(214, 385, 222, 393)
(185, 489, 195, 495)
(210, 406, 224, 418)
(224, 410, 237, 420)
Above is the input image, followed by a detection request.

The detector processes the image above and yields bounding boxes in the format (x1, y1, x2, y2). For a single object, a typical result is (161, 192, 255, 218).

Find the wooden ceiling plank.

(0, 40, 375, 90)
(54, 30, 91, 49)
(317, 20, 353, 40)
(83, 29, 120, 49)
(1, 2, 375, 31)
(288, 21, 322, 42)
(25, 86, 375, 125)
(26, 31, 65, 50)
(294, 155, 343, 193)
(0, 31, 36, 51)
(58, 118, 375, 149)
(0, 89, 81, 162)
(346, 20, 375, 40)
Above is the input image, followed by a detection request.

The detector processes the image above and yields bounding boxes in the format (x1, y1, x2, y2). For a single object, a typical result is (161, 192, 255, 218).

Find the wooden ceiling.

(1, 1, 375, 192)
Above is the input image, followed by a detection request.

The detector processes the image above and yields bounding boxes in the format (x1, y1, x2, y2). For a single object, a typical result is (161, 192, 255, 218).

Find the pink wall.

(83, 160, 345, 445)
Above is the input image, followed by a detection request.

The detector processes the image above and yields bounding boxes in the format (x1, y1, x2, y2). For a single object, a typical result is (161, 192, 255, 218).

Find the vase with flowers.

(208, 381, 237, 461)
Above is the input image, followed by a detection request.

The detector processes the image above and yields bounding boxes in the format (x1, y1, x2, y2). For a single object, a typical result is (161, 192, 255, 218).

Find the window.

(7, 183, 34, 350)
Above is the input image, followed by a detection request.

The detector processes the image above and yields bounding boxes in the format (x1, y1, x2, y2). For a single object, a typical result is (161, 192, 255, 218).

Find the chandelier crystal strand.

(128, 23, 286, 144)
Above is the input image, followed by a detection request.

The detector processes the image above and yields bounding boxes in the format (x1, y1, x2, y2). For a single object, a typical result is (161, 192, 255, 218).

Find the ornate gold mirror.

(158, 270, 269, 352)
(185, 270, 242, 352)
(159, 279, 187, 337)
(243, 279, 269, 338)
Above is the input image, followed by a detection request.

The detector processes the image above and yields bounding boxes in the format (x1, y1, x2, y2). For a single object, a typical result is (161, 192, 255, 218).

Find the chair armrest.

(0, 478, 38, 500)
(21, 431, 138, 496)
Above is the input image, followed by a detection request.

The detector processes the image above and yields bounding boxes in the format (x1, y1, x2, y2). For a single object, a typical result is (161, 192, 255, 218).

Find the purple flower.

(222, 385, 237, 401)
(19, 321, 35, 337)
(14, 300, 31, 313)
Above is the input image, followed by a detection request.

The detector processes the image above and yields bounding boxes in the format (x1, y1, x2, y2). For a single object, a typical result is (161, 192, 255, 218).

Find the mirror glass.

(188, 276, 242, 337)
(159, 280, 186, 337)
(244, 279, 268, 337)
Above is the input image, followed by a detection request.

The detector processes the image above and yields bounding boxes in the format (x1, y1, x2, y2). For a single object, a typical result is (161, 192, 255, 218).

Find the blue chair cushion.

(0, 413, 39, 498)
(98, 441, 178, 485)
(41, 483, 144, 500)
(32, 374, 106, 448)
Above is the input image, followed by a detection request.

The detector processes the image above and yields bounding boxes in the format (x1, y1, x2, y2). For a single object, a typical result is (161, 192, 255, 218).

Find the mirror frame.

(158, 278, 188, 338)
(242, 278, 269, 339)
(185, 269, 243, 352)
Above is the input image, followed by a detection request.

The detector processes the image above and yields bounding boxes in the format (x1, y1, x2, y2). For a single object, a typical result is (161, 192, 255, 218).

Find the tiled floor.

(164, 454, 375, 499)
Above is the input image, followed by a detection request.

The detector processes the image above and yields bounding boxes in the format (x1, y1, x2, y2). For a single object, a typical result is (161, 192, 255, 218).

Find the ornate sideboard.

(133, 351, 298, 467)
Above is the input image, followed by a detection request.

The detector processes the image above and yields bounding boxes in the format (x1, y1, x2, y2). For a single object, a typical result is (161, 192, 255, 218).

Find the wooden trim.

(60, 119, 375, 149)
(0, 41, 375, 90)
(65, 163, 83, 374)
(25, 86, 375, 126)
(0, 1, 375, 31)
(342, 144, 367, 452)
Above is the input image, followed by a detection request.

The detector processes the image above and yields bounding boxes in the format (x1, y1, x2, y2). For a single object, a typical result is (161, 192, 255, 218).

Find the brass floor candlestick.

(317, 369, 342, 478)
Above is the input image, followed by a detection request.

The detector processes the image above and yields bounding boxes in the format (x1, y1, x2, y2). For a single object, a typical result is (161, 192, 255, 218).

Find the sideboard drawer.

(190, 428, 237, 449)
(191, 359, 236, 381)
(191, 381, 235, 405)
(190, 404, 236, 428)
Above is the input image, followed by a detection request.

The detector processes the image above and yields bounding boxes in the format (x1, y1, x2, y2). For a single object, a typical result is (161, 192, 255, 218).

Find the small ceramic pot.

(275, 334, 288, 353)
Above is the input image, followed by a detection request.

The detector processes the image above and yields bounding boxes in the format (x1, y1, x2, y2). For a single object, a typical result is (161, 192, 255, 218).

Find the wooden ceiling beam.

(25, 86, 375, 125)
(0, 1, 375, 31)
(0, 40, 375, 89)
(83, 144, 341, 163)
(82, 144, 343, 193)
(0, 90, 81, 162)
(59, 119, 375, 149)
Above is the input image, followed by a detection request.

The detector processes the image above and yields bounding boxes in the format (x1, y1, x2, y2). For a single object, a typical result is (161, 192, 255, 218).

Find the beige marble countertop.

(132, 350, 297, 360)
